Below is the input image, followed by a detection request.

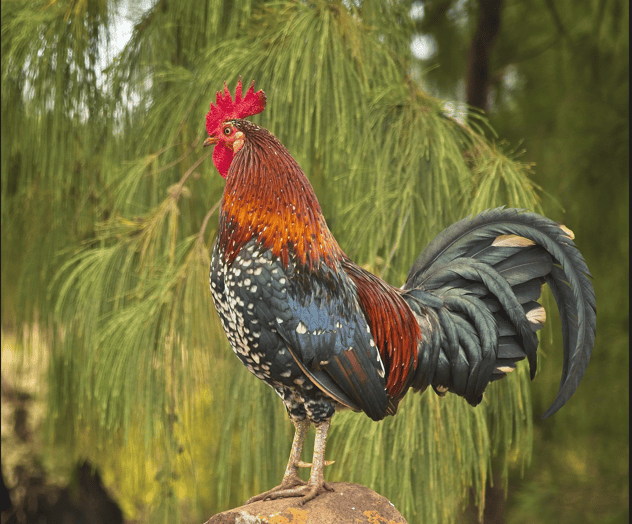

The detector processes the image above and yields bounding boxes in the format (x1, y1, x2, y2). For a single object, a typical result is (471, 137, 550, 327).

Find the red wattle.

(213, 144, 234, 178)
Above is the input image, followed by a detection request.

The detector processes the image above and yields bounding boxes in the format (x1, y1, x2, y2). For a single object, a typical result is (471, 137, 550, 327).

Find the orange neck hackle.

(217, 120, 344, 272)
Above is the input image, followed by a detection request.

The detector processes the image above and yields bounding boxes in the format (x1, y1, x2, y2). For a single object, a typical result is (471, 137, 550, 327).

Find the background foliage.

(1, 0, 628, 522)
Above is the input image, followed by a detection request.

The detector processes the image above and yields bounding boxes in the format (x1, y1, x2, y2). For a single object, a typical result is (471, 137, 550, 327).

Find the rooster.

(204, 79, 596, 504)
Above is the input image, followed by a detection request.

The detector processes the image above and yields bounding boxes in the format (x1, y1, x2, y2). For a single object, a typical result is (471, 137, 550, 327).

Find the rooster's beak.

(203, 137, 217, 147)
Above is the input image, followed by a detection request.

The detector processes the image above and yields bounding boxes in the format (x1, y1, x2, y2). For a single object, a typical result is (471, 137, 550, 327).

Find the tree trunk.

(466, 0, 503, 112)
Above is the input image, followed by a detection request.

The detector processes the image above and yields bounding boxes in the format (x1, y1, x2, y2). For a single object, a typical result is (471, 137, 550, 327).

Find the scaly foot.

(246, 473, 306, 504)
(247, 419, 334, 505)
(262, 479, 335, 505)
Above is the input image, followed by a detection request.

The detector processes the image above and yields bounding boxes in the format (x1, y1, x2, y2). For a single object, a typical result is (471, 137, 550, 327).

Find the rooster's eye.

(223, 127, 232, 136)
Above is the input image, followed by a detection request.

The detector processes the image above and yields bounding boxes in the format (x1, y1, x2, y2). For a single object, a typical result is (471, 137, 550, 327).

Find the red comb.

(206, 78, 267, 135)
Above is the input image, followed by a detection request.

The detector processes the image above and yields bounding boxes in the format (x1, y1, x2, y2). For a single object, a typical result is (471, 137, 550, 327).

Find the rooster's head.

(204, 78, 267, 178)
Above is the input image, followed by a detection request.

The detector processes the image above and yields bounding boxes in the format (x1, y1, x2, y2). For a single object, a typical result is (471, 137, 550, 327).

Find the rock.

(204, 482, 407, 524)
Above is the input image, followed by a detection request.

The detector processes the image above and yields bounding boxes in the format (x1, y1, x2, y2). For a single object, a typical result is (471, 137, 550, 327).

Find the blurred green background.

(1, 1, 628, 523)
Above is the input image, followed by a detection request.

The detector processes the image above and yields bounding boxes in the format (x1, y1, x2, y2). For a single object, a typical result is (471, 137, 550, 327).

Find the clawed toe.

(246, 476, 307, 504)
(247, 419, 334, 505)
(262, 481, 335, 505)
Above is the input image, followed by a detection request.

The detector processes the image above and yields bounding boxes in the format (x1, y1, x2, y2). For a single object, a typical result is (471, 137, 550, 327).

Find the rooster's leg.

(250, 420, 335, 504)
(246, 418, 309, 503)
(281, 418, 310, 485)
(298, 419, 335, 503)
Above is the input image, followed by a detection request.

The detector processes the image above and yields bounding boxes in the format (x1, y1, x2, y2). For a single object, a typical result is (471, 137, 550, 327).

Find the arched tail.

(402, 208, 596, 416)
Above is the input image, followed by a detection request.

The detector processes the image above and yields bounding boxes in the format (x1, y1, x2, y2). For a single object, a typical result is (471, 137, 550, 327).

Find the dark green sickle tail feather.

(402, 207, 596, 417)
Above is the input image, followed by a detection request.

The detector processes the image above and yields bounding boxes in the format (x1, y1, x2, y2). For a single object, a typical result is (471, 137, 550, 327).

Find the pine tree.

(2, 1, 625, 522)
